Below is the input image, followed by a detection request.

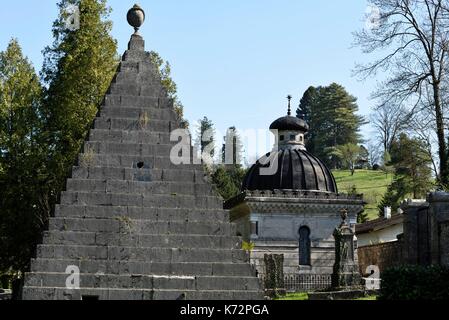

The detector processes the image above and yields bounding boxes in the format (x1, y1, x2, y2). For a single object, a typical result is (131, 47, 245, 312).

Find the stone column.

(331, 210, 361, 290)
(427, 192, 449, 266)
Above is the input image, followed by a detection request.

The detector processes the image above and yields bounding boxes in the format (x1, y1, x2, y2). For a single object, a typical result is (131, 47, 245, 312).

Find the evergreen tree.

(211, 126, 247, 201)
(297, 86, 317, 153)
(390, 134, 433, 199)
(377, 177, 409, 217)
(0, 39, 45, 273)
(378, 134, 433, 216)
(211, 165, 248, 201)
(195, 117, 215, 163)
(221, 126, 244, 166)
(41, 0, 118, 201)
(297, 83, 365, 168)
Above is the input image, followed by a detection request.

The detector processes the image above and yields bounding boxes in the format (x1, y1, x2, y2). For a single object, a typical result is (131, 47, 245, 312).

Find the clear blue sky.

(0, 0, 379, 159)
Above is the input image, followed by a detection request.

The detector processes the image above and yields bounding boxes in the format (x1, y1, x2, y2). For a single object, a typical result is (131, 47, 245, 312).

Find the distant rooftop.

(356, 214, 404, 235)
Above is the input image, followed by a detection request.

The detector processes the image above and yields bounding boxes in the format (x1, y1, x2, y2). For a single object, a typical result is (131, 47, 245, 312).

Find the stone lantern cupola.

(269, 95, 309, 151)
(242, 96, 337, 193)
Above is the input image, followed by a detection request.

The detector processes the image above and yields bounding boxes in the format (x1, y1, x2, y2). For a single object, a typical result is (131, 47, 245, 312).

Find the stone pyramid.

(22, 30, 264, 300)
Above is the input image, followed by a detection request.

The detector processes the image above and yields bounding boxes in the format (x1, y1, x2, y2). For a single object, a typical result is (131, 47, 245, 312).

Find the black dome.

(269, 116, 309, 132)
(242, 149, 337, 193)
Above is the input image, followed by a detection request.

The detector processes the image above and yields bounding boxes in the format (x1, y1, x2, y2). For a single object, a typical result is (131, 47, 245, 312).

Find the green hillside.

(333, 170, 394, 221)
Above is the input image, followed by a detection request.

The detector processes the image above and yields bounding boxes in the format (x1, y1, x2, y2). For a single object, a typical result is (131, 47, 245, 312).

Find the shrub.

(380, 265, 449, 300)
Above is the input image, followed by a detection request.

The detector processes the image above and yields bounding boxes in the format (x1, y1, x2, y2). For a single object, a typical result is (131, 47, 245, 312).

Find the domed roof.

(269, 115, 309, 132)
(242, 148, 338, 193)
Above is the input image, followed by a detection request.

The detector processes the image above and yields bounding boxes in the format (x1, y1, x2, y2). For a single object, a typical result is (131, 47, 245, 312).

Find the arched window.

(299, 226, 311, 266)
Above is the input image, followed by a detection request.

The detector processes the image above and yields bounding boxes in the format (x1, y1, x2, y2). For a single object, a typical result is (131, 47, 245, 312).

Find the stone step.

(24, 273, 261, 292)
(98, 106, 178, 122)
(83, 141, 176, 156)
(103, 94, 173, 109)
(76, 152, 203, 170)
(66, 179, 215, 196)
(93, 117, 178, 132)
(71, 167, 209, 183)
(113, 70, 161, 84)
(88, 129, 172, 145)
(59, 192, 223, 209)
(54, 205, 230, 222)
(48, 218, 235, 236)
(42, 231, 241, 249)
(108, 82, 168, 98)
(22, 286, 264, 300)
(35, 245, 249, 263)
(30, 259, 255, 277)
(117, 60, 159, 75)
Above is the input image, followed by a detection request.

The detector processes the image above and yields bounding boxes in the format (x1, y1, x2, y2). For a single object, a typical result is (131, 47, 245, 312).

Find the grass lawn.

(333, 169, 393, 221)
(274, 293, 379, 300)
(355, 295, 378, 300)
(275, 293, 309, 300)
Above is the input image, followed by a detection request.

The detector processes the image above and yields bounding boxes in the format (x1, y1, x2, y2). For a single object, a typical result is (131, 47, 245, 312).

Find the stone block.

(196, 276, 260, 291)
(110, 83, 140, 96)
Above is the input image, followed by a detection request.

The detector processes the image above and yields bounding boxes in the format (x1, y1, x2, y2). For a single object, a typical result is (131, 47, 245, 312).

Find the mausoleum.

(225, 98, 365, 286)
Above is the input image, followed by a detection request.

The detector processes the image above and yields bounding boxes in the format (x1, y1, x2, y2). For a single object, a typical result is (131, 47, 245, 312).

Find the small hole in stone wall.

(137, 162, 145, 169)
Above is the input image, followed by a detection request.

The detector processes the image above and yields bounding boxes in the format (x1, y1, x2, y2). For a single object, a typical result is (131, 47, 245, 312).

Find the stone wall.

(250, 243, 335, 276)
(357, 241, 403, 275)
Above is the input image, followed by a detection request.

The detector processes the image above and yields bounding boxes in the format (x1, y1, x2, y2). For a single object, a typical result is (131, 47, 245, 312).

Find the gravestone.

(264, 254, 285, 298)
(21, 5, 263, 300)
(331, 210, 361, 290)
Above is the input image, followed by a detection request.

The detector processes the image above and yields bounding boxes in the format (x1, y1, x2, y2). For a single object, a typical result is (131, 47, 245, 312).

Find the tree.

(378, 177, 409, 216)
(297, 86, 317, 152)
(354, 0, 449, 188)
(0, 39, 45, 273)
(371, 103, 409, 154)
(149, 51, 188, 129)
(367, 142, 382, 168)
(329, 143, 361, 175)
(408, 111, 439, 178)
(222, 126, 244, 166)
(297, 83, 365, 168)
(357, 145, 370, 169)
(195, 117, 216, 163)
(378, 133, 433, 216)
(210, 126, 247, 201)
(211, 165, 248, 201)
(390, 133, 433, 198)
(41, 0, 118, 206)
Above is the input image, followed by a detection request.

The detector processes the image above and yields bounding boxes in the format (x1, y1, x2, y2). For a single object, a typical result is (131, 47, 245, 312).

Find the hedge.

(380, 265, 449, 300)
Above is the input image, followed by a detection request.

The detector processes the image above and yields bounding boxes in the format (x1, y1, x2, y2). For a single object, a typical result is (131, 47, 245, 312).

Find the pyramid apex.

(127, 5, 146, 51)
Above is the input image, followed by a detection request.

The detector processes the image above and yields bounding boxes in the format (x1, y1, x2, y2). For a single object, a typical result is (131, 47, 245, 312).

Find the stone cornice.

(225, 190, 365, 210)
(246, 201, 364, 216)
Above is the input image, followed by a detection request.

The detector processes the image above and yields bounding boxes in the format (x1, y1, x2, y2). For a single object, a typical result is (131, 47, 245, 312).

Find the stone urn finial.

(127, 4, 146, 34)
